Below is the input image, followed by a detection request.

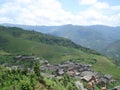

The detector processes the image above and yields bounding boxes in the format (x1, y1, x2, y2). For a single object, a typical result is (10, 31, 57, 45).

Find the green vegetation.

(0, 62, 120, 90)
(102, 40, 120, 66)
(0, 64, 79, 90)
(45, 25, 120, 51)
(0, 26, 99, 54)
(3, 24, 120, 52)
(0, 25, 120, 79)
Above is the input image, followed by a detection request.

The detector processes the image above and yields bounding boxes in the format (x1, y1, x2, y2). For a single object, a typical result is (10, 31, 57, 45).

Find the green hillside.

(2, 24, 120, 52)
(102, 40, 120, 65)
(0, 26, 120, 78)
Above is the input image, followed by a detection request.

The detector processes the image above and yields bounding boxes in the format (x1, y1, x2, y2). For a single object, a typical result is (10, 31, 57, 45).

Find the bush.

(20, 81, 32, 90)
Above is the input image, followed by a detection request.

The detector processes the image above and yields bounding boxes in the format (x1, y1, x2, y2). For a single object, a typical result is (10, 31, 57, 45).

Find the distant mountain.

(1, 23, 58, 33)
(2, 23, 120, 52)
(51, 25, 120, 51)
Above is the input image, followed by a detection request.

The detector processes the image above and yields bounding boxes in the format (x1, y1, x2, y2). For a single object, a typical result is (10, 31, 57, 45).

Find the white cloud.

(0, 0, 120, 26)
(0, 0, 74, 25)
(111, 6, 120, 11)
(71, 9, 108, 25)
(79, 0, 97, 5)
(0, 17, 13, 23)
(93, 2, 109, 9)
(78, 0, 120, 26)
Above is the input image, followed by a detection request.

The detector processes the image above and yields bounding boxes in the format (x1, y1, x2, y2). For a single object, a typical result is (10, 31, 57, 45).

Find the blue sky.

(58, 0, 120, 14)
(0, 0, 120, 26)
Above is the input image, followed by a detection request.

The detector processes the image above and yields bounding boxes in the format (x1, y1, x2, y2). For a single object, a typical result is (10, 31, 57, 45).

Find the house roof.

(41, 73, 54, 78)
(81, 75, 93, 82)
(104, 74, 112, 79)
(81, 71, 95, 77)
(99, 77, 108, 83)
(58, 69, 64, 75)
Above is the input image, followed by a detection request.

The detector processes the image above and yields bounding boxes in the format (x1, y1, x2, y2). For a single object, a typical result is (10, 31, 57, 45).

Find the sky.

(0, 0, 120, 26)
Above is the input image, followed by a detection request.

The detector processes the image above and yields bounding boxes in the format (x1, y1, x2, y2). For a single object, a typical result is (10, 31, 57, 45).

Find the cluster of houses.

(40, 60, 116, 90)
(2, 56, 119, 90)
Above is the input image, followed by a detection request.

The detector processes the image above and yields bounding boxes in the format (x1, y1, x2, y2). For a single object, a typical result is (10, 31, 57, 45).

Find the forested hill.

(0, 26, 99, 55)
(2, 24, 120, 52)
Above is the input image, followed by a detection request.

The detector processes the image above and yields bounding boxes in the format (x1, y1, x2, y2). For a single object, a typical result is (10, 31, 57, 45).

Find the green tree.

(33, 63, 41, 77)
(30, 73, 35, 90)
(20, 81, 31, 90)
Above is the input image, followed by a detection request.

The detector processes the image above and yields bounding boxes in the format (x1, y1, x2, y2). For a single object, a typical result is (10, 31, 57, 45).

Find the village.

(2, 55, 120, 90)
(40, 60, 117, 90)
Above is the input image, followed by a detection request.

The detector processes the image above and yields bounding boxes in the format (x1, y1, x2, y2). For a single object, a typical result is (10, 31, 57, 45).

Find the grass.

(93, 56, 120, 78)
(0, 50, 9, 55)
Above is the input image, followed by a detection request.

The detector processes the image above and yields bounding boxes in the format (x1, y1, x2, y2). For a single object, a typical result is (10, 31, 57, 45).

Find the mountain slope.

(51, 25, 120, 51)
(0, 26, 98, 55)
(0, 26, 120, 78)
(0, 25, 99, 65)
(2, 24, 120, 52)
(102, 40, 120, 63)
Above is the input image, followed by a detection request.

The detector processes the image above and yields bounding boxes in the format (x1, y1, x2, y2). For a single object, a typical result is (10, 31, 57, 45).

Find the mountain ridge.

(1, 23, 120, 52)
